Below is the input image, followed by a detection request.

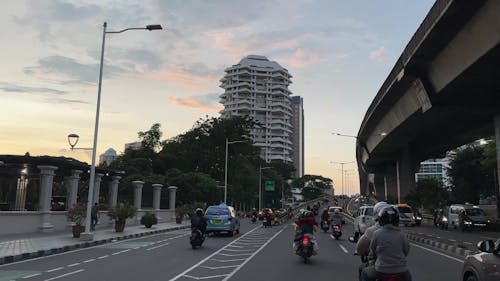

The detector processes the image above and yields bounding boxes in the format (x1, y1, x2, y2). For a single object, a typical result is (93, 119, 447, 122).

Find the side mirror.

(477, 240, 495, 253)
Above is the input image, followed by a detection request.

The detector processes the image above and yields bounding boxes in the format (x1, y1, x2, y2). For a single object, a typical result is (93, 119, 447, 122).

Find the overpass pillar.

(384, 164, 398, 203)
(397, 146, 418, 204)
(373, 173, 386, 201)
(494, 116, 500, 218)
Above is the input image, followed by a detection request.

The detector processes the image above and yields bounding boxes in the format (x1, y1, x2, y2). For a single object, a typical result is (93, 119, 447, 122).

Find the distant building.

(125, 141, 142, 151)
(291, 96, 304, 178)
(219, 55, 294, 163)
(99, 148, 118, 166)
(415, 158, 450, 186)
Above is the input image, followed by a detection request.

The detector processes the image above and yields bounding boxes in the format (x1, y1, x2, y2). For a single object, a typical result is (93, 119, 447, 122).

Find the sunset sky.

(0, 0, 435, 194)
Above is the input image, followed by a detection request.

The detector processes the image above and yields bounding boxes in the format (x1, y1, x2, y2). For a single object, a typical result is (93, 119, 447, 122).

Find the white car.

(354, 205, 375, 235)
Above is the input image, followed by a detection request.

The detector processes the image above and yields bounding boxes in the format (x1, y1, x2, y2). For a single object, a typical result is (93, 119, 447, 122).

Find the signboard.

(265, 180, 275, 191)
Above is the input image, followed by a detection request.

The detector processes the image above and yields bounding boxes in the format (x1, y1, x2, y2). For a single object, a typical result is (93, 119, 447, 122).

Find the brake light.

(228, 217, 233, 221)
(335, 225, 340, 231)
(302, 236, 310, 244)
(324, 220, 328, 224)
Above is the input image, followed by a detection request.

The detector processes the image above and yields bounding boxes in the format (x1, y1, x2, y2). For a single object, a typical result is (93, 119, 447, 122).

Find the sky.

(0, 0, 435, 194)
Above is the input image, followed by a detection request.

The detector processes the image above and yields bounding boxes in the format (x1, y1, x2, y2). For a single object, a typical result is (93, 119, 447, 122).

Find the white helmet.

(373, 202, 388, 218)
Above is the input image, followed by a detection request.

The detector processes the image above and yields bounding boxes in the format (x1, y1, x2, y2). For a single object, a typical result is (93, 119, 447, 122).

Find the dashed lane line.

(211, 258, 246, 263)
(410, 243, 464, 263)
(43, 269, 84, 281)
(146, 242, 170, 251)
(184, 274, 228, 280)
(82, 259, 95, 263)
(97, 255, 109, 260)
(22, 273, 42, 279)
(218, 253, 253, 257)
(111, 249, 130, 255)
(46, 267, 63, 273)
(200, 265, 239, 270)
(67, 262, 80, 267)
(339, 244, 349, 254)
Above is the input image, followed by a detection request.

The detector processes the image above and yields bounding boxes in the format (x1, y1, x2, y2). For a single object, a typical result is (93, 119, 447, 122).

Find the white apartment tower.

(219, 55, 294, 163)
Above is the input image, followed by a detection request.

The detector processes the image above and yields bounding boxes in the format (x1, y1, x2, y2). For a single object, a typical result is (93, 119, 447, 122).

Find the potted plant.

(108, 202, 137, 232)
(66, 203, 86, 238)
(140, 211, 158, 228)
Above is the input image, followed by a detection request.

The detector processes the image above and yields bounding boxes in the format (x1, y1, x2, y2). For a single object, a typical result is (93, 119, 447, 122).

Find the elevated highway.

(356, 0, 500, 210)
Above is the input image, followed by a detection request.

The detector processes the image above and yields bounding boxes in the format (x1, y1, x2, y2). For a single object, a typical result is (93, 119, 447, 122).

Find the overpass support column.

(494, 116, 500, 218)
(397, 146, 418, 204)
(373, 173, 386, 201)
(384, 164, 398, 203)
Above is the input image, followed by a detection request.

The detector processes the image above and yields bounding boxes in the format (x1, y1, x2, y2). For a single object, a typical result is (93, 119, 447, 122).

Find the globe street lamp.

(224, 139, 248, 204)
(78, 22, 162, 241)
(259, 166, 272, 210)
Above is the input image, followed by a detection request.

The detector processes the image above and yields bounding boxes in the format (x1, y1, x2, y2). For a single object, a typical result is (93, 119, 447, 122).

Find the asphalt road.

(0, 215, 464, 281)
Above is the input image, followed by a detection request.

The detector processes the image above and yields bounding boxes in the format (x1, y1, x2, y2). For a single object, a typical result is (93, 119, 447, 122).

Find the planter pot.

(115, 220, 126, 232)
(144, 224, 153, 228)
(175, 217, 182, 224)
(72, 225, 85, 238)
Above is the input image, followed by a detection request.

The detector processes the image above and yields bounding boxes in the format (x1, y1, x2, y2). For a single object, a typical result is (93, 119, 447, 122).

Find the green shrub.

(108, 202, 137, 222)
(141, 211, 158, 228)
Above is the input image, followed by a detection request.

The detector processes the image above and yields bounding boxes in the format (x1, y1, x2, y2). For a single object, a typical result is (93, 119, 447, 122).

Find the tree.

(138, 123, 162, 152)
(405, 179, 449, 211)
(293, 175, 333, 201)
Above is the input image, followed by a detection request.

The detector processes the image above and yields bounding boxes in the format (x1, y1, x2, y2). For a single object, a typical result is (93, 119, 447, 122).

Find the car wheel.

(228, 230, 234, 237)
(465, 274, 478, 281)
(236, 228, 240, 234)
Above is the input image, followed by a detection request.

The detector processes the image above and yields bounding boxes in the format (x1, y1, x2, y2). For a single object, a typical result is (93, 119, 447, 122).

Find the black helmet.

(378, 206, 399, 226)
(196, 208, 204, 216)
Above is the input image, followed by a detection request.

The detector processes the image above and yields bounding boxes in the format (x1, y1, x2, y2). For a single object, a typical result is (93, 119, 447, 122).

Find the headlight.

(442, 217, 448, 222)
(416, 217, 422, 220)
(465, 221, 472, 225)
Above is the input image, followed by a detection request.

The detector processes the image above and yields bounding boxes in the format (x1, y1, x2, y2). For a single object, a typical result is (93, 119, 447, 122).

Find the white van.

(448, 204, 489, 230)
(354, 205, 375, 235)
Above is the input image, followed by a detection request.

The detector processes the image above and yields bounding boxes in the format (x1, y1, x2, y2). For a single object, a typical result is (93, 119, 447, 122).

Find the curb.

(0, 225, 190, 266)
(405, 233, 472, 258)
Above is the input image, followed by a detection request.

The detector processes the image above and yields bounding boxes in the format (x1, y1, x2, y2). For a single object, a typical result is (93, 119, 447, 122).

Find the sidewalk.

(0, 222, 189, 265)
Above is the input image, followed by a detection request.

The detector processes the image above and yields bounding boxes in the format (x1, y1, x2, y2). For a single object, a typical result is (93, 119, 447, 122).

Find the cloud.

(167, 93, 222, 112)
(0, 82, 66, 95)
(369, 46, 386, 61)
(24, 55, 127, 85)
(43, 97, 90, 105)
(277, 48, 320, 68)
(150, 63, 222, 91)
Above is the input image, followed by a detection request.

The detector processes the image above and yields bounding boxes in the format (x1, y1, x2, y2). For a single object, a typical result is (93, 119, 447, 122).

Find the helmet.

(373, 202, 388, 220)
(334, 209, 340, 214)
(196, 208, 204, 216)
(304, 210, 314, 217)
(378, 206, 399, 226)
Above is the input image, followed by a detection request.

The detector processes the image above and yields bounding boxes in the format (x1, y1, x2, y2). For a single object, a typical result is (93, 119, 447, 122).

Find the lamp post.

(330, 161, 354, 196)
(259, 166, 272, 210)
(73, 22, 162, 241)
(224, 138, 248, 204)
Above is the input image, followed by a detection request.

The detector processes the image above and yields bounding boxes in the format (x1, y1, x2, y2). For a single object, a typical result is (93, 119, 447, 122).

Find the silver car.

(462, 239, 500, 281)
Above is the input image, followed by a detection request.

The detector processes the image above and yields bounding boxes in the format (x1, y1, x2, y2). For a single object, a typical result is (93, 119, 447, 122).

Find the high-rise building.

(219, 55, 294, 163)
(99, 148, 118, 166)
(415, 158, 450, 187)
(291, 96, 304, 177)
(124, 141, 142, 151)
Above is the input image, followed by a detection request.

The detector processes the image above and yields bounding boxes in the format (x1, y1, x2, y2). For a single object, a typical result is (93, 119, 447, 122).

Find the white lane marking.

(111, 249, 131, 255)
(200, 265, 239, 270)
(146, 242, 170, 251)
(22, 273, 42, 279)
(227, 245, 245, 248)
(46, 267, 64, 273)
(97, 255, 109, 259)
(218, 253, 252, 257)
(449, 239, 456, 242)
(83, 259, 95, 263)
(67, 262, 80, 267)
(184, 274, 228, 280)
(464, 242, 473, 245)
(211, 258, 246, 263)
(221, 227, 286, 281)
(221, 248, 254, 252)
(410, 243, 464, 263)
(44, 269, 84, 281)
(169, 225, 261, 281)
(339, 244, 349, 254)
(133, 247, 140, 250)
(0, 228, 190, 268)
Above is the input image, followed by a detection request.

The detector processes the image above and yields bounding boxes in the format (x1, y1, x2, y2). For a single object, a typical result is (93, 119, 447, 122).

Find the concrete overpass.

(356, 0, 500, 208)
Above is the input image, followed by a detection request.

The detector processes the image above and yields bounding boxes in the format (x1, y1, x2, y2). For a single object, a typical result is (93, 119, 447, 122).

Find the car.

(462, 239, 500, 281)
(353, 205, 375, 236)
(205, 204, 240, 236)
(328, 206, 346, 224)
(448, 204, 490, 230)
(395, 204, 415, 226)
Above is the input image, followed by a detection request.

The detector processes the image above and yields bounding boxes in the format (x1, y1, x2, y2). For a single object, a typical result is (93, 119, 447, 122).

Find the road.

(0, 216, 464, 281)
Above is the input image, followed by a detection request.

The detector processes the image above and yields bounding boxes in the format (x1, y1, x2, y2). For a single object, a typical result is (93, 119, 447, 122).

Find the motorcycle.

(273, 215, 280, 226)
(320, 220, 330, 232)
(263, 216, 272, 228)
(296, 233, 314, 264)
(354, 252, 410, 281)
(190, 228, 205, 249)
(251, 214, 257, 224)
(332, 224, 342, 240)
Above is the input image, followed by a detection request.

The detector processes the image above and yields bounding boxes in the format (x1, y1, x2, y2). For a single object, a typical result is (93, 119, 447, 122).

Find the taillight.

(335, 225, 340, 231)
(228, 217, 233, 221)
(302, 236, 310, 244)
(324, 220, 328, 224)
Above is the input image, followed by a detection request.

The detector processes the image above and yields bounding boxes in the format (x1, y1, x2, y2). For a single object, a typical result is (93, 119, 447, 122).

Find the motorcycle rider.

(293, 210, 319, 254)
(190, 208, 207, 236)
(331, 208, 343, 226)
(320, 208, 329, 222)
(356, 202, 388, 281)
(361, 206, 411, 281)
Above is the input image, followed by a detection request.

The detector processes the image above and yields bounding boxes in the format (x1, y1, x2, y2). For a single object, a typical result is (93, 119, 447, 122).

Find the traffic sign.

(265, 180, 275, 191)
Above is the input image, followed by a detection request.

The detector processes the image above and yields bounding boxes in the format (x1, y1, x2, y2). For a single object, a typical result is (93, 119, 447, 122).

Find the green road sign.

(265, 180, 275, 191)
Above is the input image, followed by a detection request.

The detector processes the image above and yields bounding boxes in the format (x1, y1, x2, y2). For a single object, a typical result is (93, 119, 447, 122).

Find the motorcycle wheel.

(192, 244, 197, 249)
(303, 255, 308, 264)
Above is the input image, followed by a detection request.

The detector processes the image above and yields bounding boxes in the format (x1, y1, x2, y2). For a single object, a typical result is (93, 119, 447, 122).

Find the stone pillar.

(132, 181, 144, 210)
(108, 176, 121, 209)
(385, 163, 398, 203)
(373, 173, 386, 202)
(494, 115, 500, 218)
(37, 165, 58, 232)
(152, 184, 163, 211)
(168, 186, 178, 219)
(66, 170, 82, 209)
(92, 173, 104, 205)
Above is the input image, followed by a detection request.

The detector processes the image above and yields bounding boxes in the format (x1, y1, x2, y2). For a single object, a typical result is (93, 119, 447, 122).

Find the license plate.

(474, 224, 486, 227)
(212, 219, 222, 224)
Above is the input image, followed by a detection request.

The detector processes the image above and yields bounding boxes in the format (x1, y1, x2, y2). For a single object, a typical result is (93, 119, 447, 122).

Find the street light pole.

(223, 139, 248, 204)
(330, 161, 354, 196)
(259, 166, 272, 210)
(80, 22, 162, 241)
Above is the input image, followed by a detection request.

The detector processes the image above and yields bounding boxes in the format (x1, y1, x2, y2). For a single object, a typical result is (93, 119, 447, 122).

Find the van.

(354, 205, 375, 235)
(205, 204, 240, 236)
(448, 204, 489, 230)
(395, 204, 415, 226)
